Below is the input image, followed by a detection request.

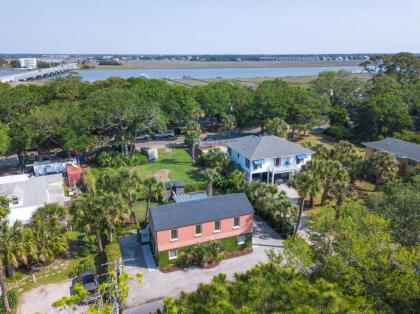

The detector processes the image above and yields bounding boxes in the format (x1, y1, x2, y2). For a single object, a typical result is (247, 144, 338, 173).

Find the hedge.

(156, 233, 252, 269)
(184, 182, 207, 193)
(0, 290, 17, 313)
(104, 241, 123, 273)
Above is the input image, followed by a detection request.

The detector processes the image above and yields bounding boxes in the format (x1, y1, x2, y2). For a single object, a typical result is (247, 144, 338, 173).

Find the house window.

(168, 249, 178, 260)
(237, 235, 246, 245)
(228, 147, 232, 156)
(214, 220, 221, 232)
(195, 224, 202, 236)
(233, 217, 240, 228)
(245, 159, 250, 169)
(170, 229, 178, 240)
(11, 196, 19, 205)
(237, 153, 240, 159)
(275, 158, 281, 167)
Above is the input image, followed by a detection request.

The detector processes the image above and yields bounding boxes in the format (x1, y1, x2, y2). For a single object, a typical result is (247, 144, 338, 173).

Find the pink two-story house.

(148, 193, 254, 268)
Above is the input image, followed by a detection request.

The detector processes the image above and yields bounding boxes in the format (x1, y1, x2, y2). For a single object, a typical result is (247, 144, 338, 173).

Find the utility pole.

(113, 258, 123, 314)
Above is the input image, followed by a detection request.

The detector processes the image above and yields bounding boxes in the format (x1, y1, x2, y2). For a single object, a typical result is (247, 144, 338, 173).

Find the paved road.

(122, 216, 283, 314)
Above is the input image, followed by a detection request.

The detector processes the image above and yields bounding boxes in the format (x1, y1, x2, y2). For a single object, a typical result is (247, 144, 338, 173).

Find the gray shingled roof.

(149, 193, 254, 231)
(226, 135, 313, 160)
(362, 137, 420, 162)
(0, 174, 64, 208)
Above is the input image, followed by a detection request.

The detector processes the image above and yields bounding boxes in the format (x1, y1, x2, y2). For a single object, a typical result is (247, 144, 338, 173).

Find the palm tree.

(31, 203, 68, 228)
(143, 177, 164, 217)
(302, 161, 322, 208)
(229, 169, 245, 192)
(184, 121, 202, 164)
(319, 160, 348, 206)
(101, 193, 126, 243)
(269, 191, 295, 232)
(290, 171, 312, 236)
(0, 197, 11, 313)
(117, 168, 142, 223)
(331, 182, 352, 219)
(74, 194, 106, 254)
(220, 114, 236, 138)
(265, 117, 288, 138)
(370, 151, 398, 191)
(202, 168, 220, 197)
(96, 171, 123, 194)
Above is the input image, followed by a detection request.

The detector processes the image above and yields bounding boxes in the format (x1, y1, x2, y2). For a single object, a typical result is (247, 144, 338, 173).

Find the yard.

(135, 148, 204, 184)
(85, 147, 204, 188)
(6, 231, 90, 295)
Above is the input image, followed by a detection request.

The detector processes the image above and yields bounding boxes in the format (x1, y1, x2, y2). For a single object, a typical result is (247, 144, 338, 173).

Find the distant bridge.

(0, 63, 78, 83)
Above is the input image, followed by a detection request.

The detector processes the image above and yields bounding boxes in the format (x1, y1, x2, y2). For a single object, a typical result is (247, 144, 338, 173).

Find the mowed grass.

(136, 148, 204, 184)
(132, 200, 158, 222)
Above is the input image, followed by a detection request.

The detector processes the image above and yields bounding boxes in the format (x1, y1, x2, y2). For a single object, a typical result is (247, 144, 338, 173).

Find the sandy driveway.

(18, 279, 87, 314)
(121, 216, 284, 313)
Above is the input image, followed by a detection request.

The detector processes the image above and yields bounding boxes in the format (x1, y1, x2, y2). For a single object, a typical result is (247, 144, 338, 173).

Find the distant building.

(226, 135, 313, 183)
(19, 58, 37, 69)
(0, 174, 66, 224)
(149, 193, 254, 269)
(362, 137, 420, 174)
(33, 159, 77, 177)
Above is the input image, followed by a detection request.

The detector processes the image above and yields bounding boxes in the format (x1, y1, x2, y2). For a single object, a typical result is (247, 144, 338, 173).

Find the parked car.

(79, 270, 101, 304)
(135, 134, 150, 141)
(275, 179, 284, 185)
(154, 130, 175, 138)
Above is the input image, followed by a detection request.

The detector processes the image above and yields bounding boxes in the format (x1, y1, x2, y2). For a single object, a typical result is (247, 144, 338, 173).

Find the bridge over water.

(0, 63, 78, 83)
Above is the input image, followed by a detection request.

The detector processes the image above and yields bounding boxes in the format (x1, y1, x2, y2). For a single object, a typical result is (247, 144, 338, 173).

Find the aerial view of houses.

(0, 1, 419, 314)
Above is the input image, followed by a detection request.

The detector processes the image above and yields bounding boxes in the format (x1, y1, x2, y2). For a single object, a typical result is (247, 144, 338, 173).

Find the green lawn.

(132, 200, 158, 223)
(135, 148, 204, 184)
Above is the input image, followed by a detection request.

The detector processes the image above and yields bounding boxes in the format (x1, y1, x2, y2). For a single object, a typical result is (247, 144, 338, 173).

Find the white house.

(226, 135, 314, 183)
(18, 58, 37, 69)
(0, 174, 66, 224)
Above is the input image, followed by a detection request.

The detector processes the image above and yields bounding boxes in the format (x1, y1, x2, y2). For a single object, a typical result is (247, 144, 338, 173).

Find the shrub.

(104, 241, 123, 273)
(394, 129, 420, 144)
(96, 150, 126, 168)
(4, 271, 23, 283)
(182, 242, 223, 267)
(95, 150, 148, 168)
(184, 182, 207, 193)
(126, 152, 148, 166)
(326, 125, 352, 140)
(0, 290, 18, 312)
(68, 257, 95, 278)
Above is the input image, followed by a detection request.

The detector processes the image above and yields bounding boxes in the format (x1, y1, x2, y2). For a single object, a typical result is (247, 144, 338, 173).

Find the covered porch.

(250, 170, 294, 184)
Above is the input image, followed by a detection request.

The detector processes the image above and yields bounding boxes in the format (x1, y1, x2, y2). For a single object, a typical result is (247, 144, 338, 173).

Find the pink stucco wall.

(155, 214, 253, 252)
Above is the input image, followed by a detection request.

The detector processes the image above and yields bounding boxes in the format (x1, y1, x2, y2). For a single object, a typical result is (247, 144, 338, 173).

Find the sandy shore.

(90, 60, 362, 70)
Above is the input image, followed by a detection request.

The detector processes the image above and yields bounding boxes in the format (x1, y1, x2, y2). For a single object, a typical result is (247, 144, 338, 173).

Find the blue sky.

(1, 0, 419, 54)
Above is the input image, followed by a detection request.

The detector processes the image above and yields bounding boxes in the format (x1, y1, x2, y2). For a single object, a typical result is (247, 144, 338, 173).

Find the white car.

(154, 130, 175, 138)
(135, 134, 150, 141)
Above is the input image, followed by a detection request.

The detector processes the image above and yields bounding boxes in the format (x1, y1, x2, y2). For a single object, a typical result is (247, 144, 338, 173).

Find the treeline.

(0, 53, 419, 160)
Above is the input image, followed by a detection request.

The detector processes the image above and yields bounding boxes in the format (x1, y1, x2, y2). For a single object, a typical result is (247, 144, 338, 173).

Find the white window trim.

(214, 220, 221, 233)
(237, 235, 246, 245)
(233, 217, 240, 229)
(170, 229, 178, 241)
(195, 224, 202, 236)
(168, 249, 178, 260)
